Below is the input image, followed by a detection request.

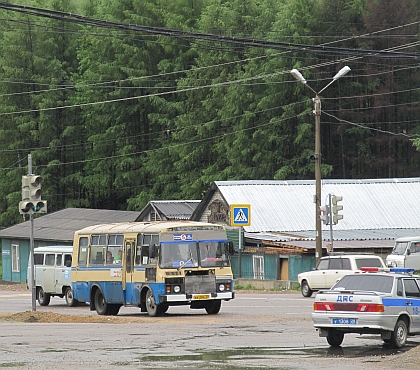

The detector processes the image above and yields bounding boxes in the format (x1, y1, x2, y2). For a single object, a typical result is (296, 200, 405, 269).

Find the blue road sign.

(230, 204, 251, 226)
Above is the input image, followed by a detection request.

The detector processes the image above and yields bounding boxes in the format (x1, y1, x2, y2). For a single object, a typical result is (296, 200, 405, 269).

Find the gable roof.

(0, 208, 140, 242)
(192, 178, 420, 236)
(136, 200, 200, 221)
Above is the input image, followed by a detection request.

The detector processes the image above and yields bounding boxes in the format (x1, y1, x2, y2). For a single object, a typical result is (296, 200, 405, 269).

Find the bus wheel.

(145, 289, 161, 317)
(37, 287, 51, 306)
(65, 287, 78, 307)
(109, 304, 121, 315)
(94, 289, 111, 315)
(205, 300, 221, 315)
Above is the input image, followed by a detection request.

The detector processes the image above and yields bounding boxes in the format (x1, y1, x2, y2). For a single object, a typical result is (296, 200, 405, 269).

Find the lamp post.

(290, 66, 350, 264)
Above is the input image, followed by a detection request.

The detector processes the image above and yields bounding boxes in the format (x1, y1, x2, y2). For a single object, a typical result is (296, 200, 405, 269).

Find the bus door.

(122, 240, 135, 290)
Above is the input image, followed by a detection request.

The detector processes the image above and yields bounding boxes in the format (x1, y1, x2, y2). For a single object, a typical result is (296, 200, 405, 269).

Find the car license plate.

(193, 294, 210, 300)
(332, 318, 357, 325)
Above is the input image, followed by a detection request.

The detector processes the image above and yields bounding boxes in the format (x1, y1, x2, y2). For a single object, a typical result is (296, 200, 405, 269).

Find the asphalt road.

(0, 289, 419, 369)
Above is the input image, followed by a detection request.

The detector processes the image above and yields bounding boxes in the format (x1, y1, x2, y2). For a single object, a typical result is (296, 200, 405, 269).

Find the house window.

(12, 244, 19, 272)
(253, 255, 264, 280)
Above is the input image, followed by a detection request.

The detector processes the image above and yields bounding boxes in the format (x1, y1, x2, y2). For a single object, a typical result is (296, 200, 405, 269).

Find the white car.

(312, 267, 420, 348)
(298, 254, 386, 297)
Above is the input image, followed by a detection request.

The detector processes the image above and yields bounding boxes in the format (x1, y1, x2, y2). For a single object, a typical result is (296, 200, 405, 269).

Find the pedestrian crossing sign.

(230, 204, 251, 226)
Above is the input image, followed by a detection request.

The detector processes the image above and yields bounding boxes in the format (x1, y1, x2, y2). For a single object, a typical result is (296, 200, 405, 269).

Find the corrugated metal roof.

(151, 200, 200, 219)
(215, 178, 420, 233)
(245, 228, 420, 244)
(0, 208, 139, 242)
(136, 200, 200, 221)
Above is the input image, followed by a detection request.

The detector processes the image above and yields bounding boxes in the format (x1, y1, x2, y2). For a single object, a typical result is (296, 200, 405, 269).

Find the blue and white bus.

(71, 221, 235, 316)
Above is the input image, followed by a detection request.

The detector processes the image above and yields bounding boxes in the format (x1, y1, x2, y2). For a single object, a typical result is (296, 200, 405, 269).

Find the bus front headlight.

(173, 285, 181, 294)
(218, 284, 225, 292)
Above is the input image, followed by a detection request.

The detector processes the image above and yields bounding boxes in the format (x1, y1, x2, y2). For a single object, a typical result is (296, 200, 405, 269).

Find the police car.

(312, 267, 420, 348)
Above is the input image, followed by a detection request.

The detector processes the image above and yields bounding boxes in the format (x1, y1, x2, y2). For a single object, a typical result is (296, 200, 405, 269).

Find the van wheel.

(94, 289, 112, 315)
(65, 287, 78, 307)
(37, 287, 51, 306)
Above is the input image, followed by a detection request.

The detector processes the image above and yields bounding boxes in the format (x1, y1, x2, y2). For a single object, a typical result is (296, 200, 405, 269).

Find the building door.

(253, 255, 264, 280)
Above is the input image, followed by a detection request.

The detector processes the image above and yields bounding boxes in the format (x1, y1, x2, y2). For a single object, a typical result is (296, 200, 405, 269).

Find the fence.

(231, 250, 280, 280)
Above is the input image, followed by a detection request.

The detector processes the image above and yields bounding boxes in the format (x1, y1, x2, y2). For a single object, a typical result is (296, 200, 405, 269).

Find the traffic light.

(19, 175, 47, 215)
(332, 195, 343, 224)
(319, 205, 330, 225)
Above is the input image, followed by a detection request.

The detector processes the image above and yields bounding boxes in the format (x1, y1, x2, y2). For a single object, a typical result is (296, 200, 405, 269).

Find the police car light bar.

(360, 267, 415, 273)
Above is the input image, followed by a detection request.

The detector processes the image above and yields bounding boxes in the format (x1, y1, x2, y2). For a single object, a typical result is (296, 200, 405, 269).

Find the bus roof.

(74, 221, 226, 235)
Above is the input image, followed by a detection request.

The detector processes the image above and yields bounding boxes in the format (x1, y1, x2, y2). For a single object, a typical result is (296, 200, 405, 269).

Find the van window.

(34, 253, 44, 265)
(78, 237, 88, 266)
(64, 254, 72, 267)
(56, 254, 62, 266)
(45, 254, 55, 266)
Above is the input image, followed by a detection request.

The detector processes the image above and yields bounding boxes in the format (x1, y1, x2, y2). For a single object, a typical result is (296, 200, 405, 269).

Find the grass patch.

(235, 283, 264, 291)
(0, 363, 26, 368)
(235, 282, 300, 292)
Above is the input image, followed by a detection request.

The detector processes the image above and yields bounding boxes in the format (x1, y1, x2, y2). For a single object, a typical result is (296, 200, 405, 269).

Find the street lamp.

(291, 66, 350, 264)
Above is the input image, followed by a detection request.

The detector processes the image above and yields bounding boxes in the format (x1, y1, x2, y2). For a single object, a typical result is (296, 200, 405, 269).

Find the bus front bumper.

(159, 291, 234, 303)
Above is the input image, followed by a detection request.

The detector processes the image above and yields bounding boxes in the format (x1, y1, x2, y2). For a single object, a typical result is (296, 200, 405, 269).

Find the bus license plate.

(193, 294, 210, 300)
(332, 318, 357, 325)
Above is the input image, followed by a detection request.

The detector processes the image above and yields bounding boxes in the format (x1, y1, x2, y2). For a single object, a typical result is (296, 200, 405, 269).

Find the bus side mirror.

(407, 249, 411, 255)
(228, 242, 235, 255)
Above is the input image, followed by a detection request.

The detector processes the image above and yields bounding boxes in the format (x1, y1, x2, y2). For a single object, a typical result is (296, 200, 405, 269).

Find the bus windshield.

(199, 242, 227, 267)
(159, 241, 230, 268)
(160, 242, 199, 268)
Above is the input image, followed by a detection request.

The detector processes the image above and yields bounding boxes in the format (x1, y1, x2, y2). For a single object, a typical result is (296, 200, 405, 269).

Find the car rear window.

(332, 274, 394, 293)
(355, 258, 383, 269)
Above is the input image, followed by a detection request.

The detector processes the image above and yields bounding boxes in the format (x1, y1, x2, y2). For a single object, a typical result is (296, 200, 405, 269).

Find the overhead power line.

(0, 2, 419, 60)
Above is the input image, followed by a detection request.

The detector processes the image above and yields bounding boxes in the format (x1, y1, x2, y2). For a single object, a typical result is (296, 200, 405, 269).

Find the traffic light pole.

(328, 193, 334, 253)
(28, 154, 36, 312)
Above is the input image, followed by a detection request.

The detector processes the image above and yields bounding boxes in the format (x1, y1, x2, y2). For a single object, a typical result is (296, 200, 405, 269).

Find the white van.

(27, 246, 78, 307)
(386, 236, 420, 270)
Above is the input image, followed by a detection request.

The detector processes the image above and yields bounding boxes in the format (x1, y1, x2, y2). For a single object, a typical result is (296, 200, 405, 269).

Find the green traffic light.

(33, 201, 45, 212)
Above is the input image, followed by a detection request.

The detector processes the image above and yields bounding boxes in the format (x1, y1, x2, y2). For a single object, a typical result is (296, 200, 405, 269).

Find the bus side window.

(90, 235, 106, 265)
(56, 254, 62, 267)
(78, 237, 88, 266)
(141, 234, 158, 265)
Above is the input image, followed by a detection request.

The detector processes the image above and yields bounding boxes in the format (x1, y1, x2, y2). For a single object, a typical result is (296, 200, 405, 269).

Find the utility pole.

(291, 66, 350, 263)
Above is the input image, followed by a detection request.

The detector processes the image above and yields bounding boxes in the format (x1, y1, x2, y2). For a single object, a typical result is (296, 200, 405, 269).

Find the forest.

(0, 0, 420, 229)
